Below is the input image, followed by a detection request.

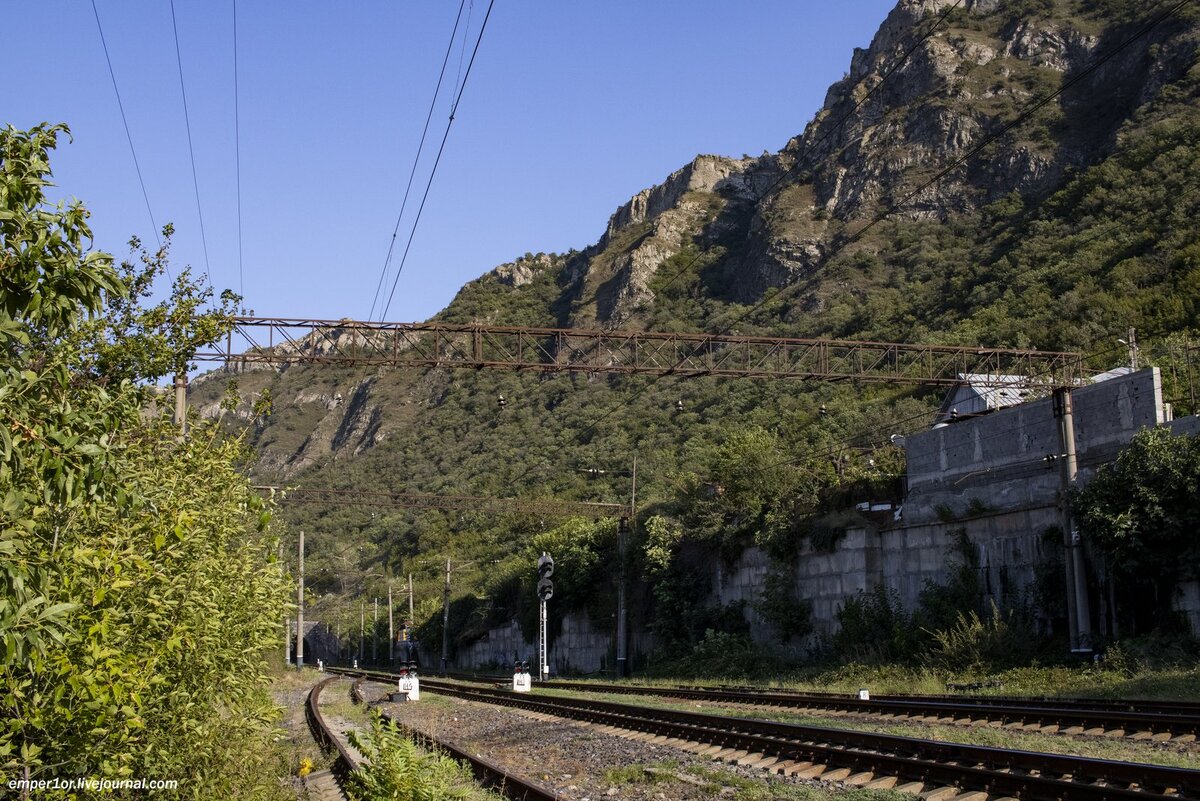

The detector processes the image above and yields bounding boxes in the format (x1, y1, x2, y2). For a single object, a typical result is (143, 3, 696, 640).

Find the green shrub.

(755, 570, 813, 642)
(348, 715, 471, 801)
(925, 602, 1035, 671)
(833, 586, 916, 663)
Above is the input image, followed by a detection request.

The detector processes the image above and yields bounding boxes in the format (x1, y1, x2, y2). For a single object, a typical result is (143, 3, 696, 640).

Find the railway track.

(341, 670, 559, 801)
(442, 671, 1200, 740)
(304, 676, 360, 800)
(345, 668, 1200, 799)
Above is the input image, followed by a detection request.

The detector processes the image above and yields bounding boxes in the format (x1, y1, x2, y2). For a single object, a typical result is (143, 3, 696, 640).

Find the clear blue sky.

(5, 1, 897, 323)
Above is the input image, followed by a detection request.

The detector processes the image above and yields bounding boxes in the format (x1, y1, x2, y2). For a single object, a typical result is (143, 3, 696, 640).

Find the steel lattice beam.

(200, 317, 1087, 387)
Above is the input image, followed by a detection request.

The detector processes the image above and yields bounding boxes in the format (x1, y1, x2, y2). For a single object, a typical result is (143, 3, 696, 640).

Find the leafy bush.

(755, 569, 813, 642)
(833, 586, 916, 663)
(686, 630, 764, 678)
(925, 602, 1035, 671)
(0, 123, 288, 796)
(348, 715, 470, 801)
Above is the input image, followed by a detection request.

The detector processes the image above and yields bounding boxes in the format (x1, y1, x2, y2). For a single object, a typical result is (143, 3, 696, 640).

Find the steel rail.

(339, 669, 560, 801)
(443, 672, 1200, 729)
(398, 676, 1200, 800)
(442, 675, 1200, 736)
(306, 675, 360, 783)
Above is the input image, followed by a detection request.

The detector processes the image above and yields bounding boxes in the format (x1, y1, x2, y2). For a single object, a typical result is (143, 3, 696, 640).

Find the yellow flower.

(298, 757, 314, 777)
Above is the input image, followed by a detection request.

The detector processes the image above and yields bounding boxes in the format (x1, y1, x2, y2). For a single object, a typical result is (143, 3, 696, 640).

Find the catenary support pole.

(616, 455, 635, 678)
(373, 597, 378, 664)
(441, 557, 451, 675)
(408, 573, 414, 620)
(359, 601, 364, 663)
(174, 372, 188, 439)
(539, 597, 548, 682)
(279, 544, 289, 666)
(388, 583, 394, 664)
(296, 530, 304, 668)
(1054, 388, 1092, 652)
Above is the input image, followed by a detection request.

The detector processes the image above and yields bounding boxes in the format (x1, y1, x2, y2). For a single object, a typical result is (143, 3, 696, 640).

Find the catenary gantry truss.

(198, 317, 1087, 387)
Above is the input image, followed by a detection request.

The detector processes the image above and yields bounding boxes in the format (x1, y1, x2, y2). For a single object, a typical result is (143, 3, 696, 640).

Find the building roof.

(934, 373, 1044, 425)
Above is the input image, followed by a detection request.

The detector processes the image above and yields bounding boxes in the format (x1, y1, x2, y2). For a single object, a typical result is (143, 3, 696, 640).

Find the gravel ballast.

(367, 682, 858, 800)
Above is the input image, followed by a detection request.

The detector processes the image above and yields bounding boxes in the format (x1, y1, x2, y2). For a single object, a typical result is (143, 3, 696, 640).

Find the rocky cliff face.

(535, 0, 1198, 317)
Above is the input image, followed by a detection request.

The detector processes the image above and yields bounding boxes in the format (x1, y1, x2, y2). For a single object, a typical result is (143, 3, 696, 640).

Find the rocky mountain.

(191, 0, 1200, 652)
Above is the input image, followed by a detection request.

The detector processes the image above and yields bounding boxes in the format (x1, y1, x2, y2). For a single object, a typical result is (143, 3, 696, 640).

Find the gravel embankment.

(367, 681, 850, 800)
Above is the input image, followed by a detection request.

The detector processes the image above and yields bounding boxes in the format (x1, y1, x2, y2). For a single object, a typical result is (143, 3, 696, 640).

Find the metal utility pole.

(536, 553, 554, 681)
(372, 597, 379, 664)
(1053, 388, 1092, 653)
(296, 530, 304, 669)
(174, 372, 188, 438)
(388, 583, 395, 664)
(539, 593, 548, 682)
(1186, 336, 1196, 414)
(616, 456, 636, 678)
(408, 573, 414, 620)
(359, 601, 364, 663)
(441, 557, 451, 675)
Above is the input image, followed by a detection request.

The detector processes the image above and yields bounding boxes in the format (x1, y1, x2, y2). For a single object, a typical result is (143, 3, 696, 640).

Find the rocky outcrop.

(491, 253, 554, 288)
(600, 155, 757, 245)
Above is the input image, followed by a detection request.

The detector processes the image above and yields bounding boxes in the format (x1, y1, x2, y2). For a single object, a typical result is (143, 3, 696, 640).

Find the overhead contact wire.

(90, 0, 165, 261)
(379, 0, 497, 321)
(577, 0, 1191, 445)
(368, 0, 470, 322)
(170, 0, 213, 281)
(233, 0, 244, 300)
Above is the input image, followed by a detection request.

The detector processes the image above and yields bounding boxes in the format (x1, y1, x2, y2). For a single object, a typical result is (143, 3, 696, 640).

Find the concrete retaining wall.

(712, 507, 1061, 647)
(456, 612, 653, 675)
(904, 369, 1166, 525)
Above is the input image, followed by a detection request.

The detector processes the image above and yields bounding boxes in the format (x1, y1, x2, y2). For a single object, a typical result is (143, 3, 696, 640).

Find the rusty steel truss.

(256, 486, 625, 518)
(199, 317, 1087, 387)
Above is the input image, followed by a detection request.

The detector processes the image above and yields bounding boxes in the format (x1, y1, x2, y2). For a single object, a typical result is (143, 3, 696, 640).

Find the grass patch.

(603, 760, 679, 786)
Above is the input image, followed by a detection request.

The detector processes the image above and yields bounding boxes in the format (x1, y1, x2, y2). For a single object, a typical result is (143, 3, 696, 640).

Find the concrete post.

(296, 530, 304, 668)
(173, 373, 188, 439)
(617, 455, 635, 678)
(441, 557, 451, 675)
(1054, 388, 1092, 652)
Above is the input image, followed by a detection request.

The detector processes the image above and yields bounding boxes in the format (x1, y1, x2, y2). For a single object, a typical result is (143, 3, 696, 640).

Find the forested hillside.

(192, 0, 1200, 663)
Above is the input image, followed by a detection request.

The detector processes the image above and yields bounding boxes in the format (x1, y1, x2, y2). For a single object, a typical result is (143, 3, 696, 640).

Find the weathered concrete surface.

(457, 611, 653, 675)
(904, 368, 1168, 525)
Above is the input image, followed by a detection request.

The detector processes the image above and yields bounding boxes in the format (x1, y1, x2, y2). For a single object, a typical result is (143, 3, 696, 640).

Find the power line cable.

(169, 0, 213, 281)
(784, 322, 1195, 477)
(368, 0, 469, 322)
(233, 0, 244, 301)
(497, 3, 967, 494)
(379, 0, 496, 321)
(576, 0, 1192, 446)
(453, 0, 475, 100)
(90, 0, 165, 259)
(571, 3, 966, 440)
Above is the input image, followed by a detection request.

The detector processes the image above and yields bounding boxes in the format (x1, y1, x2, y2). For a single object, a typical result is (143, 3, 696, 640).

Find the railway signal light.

(537, 552, 554, 600)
